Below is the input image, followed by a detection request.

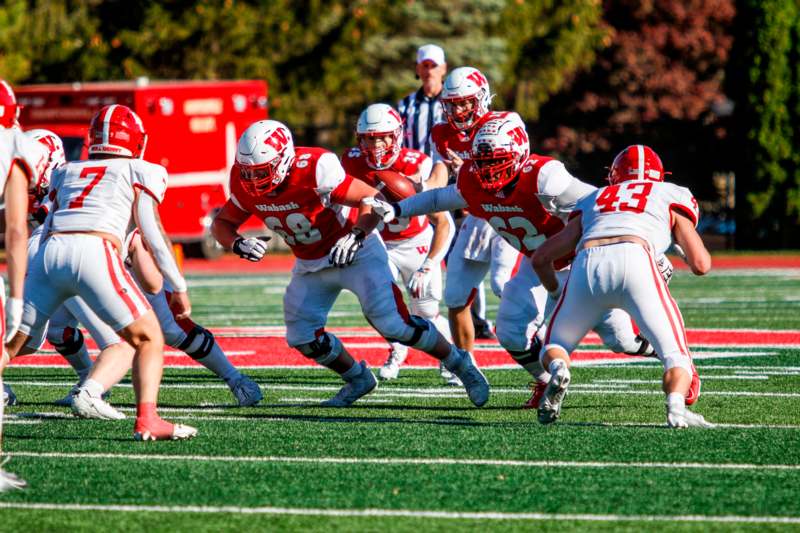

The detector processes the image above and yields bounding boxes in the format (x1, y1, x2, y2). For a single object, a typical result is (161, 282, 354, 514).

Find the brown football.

(366, 170, 417, 202)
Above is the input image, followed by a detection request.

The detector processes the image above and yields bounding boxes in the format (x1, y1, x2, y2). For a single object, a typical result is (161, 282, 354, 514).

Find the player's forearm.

(672, 214, 711, 275)
(136, 194, 187, 293)
(426, 211, 455, 264)
(354, 200, 383, 235)
(425, 162, 449, 190)
(532, 218, 582, 293)
(397, 185, 466, 217)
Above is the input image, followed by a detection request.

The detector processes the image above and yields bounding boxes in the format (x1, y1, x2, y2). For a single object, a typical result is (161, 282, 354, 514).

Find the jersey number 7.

(68, 166, 107, 209)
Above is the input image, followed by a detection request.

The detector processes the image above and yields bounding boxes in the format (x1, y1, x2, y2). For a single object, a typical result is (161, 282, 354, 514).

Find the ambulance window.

(61, 137, 84, 161)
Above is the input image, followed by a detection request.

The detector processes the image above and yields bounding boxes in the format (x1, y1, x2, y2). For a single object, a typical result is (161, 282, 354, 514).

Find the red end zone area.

(9, 327, 800, 369)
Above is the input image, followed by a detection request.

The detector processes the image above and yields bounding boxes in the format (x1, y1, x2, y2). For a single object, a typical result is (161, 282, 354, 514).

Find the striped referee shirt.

(397, 88, 445, 158)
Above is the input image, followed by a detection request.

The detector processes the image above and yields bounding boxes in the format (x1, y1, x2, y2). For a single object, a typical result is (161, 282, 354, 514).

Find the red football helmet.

(88, 104, 148, 158)
(470, 115, 529, 192)
(0, 79, 21, 129)
(607, 145, 665, 185)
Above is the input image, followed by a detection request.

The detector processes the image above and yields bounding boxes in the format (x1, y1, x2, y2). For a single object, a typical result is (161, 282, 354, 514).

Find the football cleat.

(446, 350, 489, 407)
(71, 389, 126, 420)
(0, 464, 26, 493)
(378, 348, 407, 381)
(667, 408, 714, 429)
(685, 364, 701, 406)
(322, 361, 378, 407)
(3, 383, 17, 407)
(229, 375, 263, 407)
(537, 360, 571, 424)
(522, 380, 547, 409)
(439, 361, 463, 387)
(134, 419, 198, 441)
(54, 382, 111, 407)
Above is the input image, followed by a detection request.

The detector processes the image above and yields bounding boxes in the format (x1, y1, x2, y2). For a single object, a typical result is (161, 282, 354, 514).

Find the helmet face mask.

(356, 103, 403, 170)
(607, 144, 665, 185)
(470, 116, 529, 192)
(88, 105, 147, 159)
(236, 119, 295, 195)
(442, 67, 492, 131)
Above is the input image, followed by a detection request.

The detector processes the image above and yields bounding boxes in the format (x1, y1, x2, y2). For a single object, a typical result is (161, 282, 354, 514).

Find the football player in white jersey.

(4, 104, 197, 441)
(532, 145, 713, 428)
(0, 78, 48, 491)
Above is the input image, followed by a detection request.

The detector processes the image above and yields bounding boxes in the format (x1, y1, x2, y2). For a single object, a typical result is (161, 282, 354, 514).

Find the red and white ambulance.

(16, 78, 268, 257)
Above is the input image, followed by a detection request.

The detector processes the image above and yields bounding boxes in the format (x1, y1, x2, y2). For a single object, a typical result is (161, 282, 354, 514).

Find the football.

(366, 169, 417, 202)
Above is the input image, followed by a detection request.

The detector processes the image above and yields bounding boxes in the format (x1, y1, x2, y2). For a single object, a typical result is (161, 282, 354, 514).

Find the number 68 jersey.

(576, 180, 699, 255)
(49, 158, 168, 244)
(229, 147, 355, 264)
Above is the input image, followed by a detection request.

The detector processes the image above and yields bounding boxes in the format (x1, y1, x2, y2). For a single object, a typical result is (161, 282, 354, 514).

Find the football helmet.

(608, 145, 665, 185)
(356, 103, 403, 170)
(235, 119, 295, 195)
(0, 79, 21, 129)
(88, 105, 148, 159)
(470, 116, 530, 192)
(441, 67, 492, 131)
(25, 128, 66, 195)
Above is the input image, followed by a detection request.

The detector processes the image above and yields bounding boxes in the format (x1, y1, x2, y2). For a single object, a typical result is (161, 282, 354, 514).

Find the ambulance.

(16, 79, 268, 258)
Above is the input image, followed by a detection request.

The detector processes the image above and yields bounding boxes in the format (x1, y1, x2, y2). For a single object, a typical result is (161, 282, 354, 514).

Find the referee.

(397, 44, 447, 158)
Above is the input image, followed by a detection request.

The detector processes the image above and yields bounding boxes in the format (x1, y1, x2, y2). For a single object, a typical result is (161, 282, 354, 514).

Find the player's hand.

(4, 297, 23, 344)
(445, 149, 464, 174)
(362, 197, 398, 223)
(408, 258, 437, 299)
(546, 282, 562, 303)
(233, 236, 270, 262)
(656, 254, 674, 285)
(329, 228, 366, 267)
(169, 291, 192, 320)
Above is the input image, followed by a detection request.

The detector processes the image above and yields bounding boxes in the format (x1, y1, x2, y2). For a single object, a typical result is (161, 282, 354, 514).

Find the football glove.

(232, 236, 270, 262)
(4, 297, 23, 343)
(656, 254, 674, 285)
(362, 197, 399, 223)
(329, 228, 366, 267)
(408, 258, 437, 299)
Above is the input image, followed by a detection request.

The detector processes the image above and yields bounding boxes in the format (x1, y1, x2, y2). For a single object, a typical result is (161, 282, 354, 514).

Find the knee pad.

(178, 325, 215, 360)
(381, 315, 440, 353)
(662, 350, 693, 375)
(295, 332, 343, 366)
(49, 327, 85, 357)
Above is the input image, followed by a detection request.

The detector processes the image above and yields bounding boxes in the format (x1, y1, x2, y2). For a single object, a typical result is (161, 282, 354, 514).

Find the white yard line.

(0, 502, 799, 525)
(7, 450, 800, 471)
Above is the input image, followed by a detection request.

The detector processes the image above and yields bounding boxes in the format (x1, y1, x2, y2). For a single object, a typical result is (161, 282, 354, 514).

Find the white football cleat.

(229, 375, 263, 407)
(322, 361, 378, 407)
(134, 423, 198, 441)
(3, 383, 17, 407)
(0, 465, 26, 492)
(378, 348, 407, 381)
(71, 389, 126, 420)
(55, 382, 112, 407)
(446, 350, 489, 407)
(667, 408, 715, 429)
(439, 361, 463, 387)
(538, 360, 571, 425)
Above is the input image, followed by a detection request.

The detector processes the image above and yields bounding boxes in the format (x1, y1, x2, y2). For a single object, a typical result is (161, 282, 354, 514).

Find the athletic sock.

(195, 343, 241, 385)
(666, 392, 686, 413)
(82, 379, 105, 398)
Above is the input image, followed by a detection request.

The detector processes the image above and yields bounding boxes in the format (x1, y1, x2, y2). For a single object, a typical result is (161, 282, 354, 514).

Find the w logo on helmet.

(264, 128, 289, 151)
(507, 127, 527, 146)
(466, 71, 487, 87)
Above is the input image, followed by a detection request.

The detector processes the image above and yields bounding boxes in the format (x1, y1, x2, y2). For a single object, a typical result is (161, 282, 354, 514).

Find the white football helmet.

(470, 115, 529, 192)
(235, 119, 295, 195)
(441, 67, 492, 131)
(25, 128, 66, 196)
(356, 103, 403, 170)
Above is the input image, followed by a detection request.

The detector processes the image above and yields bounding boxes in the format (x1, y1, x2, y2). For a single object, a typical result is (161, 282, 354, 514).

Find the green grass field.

(1, 266, 799, 532)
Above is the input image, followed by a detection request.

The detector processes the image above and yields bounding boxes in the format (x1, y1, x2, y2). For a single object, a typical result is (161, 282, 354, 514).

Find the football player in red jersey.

(366, 117, 657, 407)
(341, 103, 455, 381)
(532, 145, 711, 427)
(428, 67, 522, 367)
(212, 120, 489, 407)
